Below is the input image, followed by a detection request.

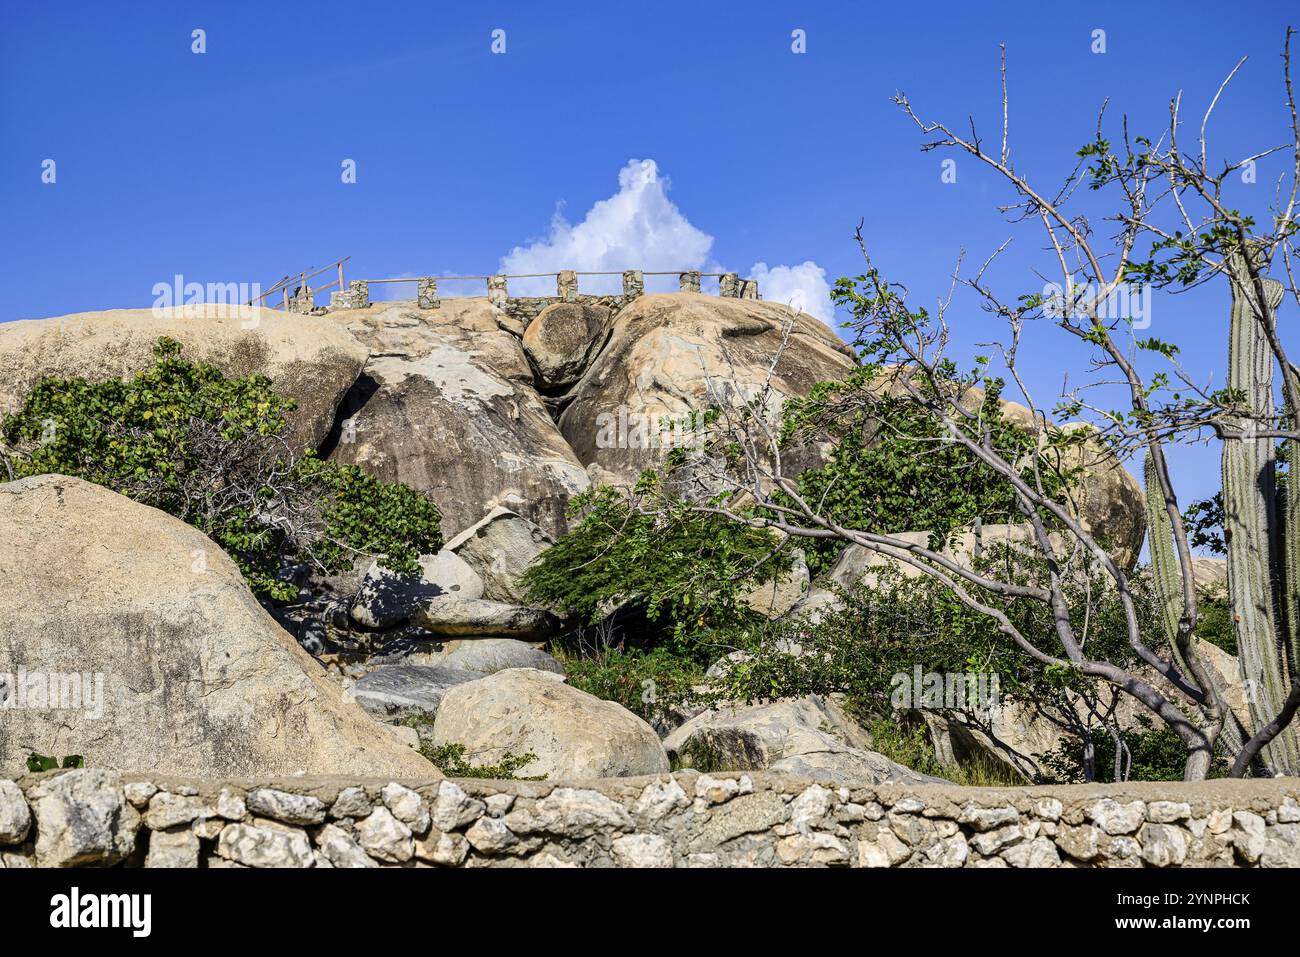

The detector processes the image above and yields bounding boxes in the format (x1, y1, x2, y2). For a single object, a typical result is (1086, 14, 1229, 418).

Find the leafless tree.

(631, 33, 1300, 780)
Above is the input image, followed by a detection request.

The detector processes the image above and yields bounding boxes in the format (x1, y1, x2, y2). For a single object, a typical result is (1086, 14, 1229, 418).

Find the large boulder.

(522, 301, 611, 389)
(444, 506, 553, 604)
(346, 665, 486, 723)
(0, 475, 435, 778)
(431, 668, 669, 779)
(350, 550, 484, 630)
(414, 596, 558, 639)
(432, 638, 565, 676)
(558, 293, 857, 485)
(324, 300, 589, 537)
(663, 696, 937, 784)
(0, 307, 367, 454)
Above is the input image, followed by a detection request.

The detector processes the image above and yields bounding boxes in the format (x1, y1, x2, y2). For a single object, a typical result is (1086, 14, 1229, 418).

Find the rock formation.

(0, 475, 433, 778)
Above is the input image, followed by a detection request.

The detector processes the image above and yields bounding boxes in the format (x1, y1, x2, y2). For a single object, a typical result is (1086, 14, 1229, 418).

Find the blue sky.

(2, 0, 1297, 509)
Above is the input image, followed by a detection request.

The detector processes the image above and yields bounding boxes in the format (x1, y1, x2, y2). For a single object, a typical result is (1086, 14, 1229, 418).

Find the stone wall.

(1, 770, 1298, 868)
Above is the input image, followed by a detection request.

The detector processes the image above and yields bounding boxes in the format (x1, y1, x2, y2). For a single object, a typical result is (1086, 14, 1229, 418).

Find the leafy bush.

(779, 363, 1075, 576)
(711, 554, 1177, 780)
(559, 647, 707, 723)
(419, 742, 542, 780)
(522, 484, 791, 657)
(26, 753, 84, 772)
(1, 337, 441, 600)
(1040, 716, 1230, 783)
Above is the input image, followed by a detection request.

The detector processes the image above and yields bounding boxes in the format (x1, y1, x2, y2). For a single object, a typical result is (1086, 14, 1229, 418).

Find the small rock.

(213, 788, 245, 821)
(1147, 801, 1191, 824)
(1001, 836, 1061, 868)
(0, 780, 32, 845)
(381, 783, 430, 834)
(331, 787, 373, 820)
(245, 789, 327, 826)
(1140, 823, 1189, 867)
(633, 778, 690, 824)
(777, 832, 850, 866)
(465, 816, 519, 854)
(431, 780, 485, 832)
(144, 792, 207, 830)
(30, 770, 138, 867)
(856, 830, 911, 867)
(123, 781, 157, 809)
(611, 833, 675, 868)
(216, 823, 314, 868)
(145, 828, 200, 868)
(958, 803, 1019, 831)
(969, 824, 1022, 856)
(695, 775, 740, 805)
(355, 807, 414, 864)
(416, 829, 470, 865)
(1086, 799, 1146, 835)
(317, 823, 377, 868)
(485, 794, 515, 818)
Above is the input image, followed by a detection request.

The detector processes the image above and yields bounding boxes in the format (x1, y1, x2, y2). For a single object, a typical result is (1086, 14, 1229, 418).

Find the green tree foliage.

(780, 359, 1075, 577)
(1, 337, 441, 601)
(521, 482, 791, 657)
(559, 647, 707, 723)
(714, 555, 1165, 781)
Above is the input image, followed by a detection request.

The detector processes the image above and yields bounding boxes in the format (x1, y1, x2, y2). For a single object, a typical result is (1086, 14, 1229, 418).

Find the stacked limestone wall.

(1, 770, 1298, 868)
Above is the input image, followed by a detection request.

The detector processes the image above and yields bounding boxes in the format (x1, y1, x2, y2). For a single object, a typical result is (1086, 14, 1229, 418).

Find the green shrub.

(1, 338, 441, 600)
(559, 647, 708, 723)
(522, 484, 790, 657)
(1040, 716, 1230, 783)
(779, 363, 1075, 576)
(419, 742, 543, 780)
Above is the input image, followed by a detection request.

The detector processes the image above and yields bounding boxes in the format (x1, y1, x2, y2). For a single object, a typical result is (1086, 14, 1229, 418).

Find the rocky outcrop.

(0, 307, 368, 455)
(414, 596, 558, 639)
(663, 696, 938, 785)
(430, 669, 669, 779)
(3, 769, 1294, 868)
(346, 665, 486, 723)
(350, 551, 484, 630)
(522, 302, 612, 389)
(444, 506, 553, 604)
(558, 293, 857, 485)
(0, 475, 434, 778)
(430, 639, 564, 677)
(324, 300, 589, 538)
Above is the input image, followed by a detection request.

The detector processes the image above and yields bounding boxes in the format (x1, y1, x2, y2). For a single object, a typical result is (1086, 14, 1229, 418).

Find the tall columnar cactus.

(1145, 455, 1184, 655)
(1221, 248, 1297, 774)
(1145, 455, 1246, 756)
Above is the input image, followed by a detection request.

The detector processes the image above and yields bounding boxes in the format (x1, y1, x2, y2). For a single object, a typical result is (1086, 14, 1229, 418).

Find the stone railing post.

(328, 279, 369, 311)
(289, 286, 316, 314)
(488, 275, 509, 309)
(679, 271, 701, 294)
(622, 269, 644, 298)
(740, 279, 759, 300)
(417, 277, 439, 309)
(557, 270, 579, 300)
(719, 272, 740, 297)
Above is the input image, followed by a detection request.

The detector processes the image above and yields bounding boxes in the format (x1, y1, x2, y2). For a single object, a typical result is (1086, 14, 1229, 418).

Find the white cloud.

(500, 159, 715, 294)
(746, 261, 834, 323)
(498, 158, 834, 321)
